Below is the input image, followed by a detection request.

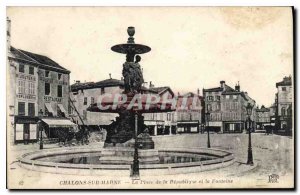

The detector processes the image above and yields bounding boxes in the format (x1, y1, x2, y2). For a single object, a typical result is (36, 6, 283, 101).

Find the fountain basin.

(18, 147, 235, 176)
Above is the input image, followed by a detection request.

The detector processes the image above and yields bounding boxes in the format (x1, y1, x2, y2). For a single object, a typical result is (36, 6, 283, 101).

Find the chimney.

(197, 88, 200, 96)
(76, 80, 80, 84)
(7, 17, 11, 51)
(235, 82, 240, 92)
(149, 81, 154, 88)
(220, 81, 225, 90)
(109, 73, 112, 79)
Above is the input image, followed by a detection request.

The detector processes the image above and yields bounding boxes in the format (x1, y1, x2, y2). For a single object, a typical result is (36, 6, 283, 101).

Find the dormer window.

(19, 64, 25, 73)
(45, 70, 50, 77)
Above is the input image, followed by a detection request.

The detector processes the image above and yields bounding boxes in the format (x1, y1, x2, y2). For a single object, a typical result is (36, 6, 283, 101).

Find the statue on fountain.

(122, 54, 144, 94)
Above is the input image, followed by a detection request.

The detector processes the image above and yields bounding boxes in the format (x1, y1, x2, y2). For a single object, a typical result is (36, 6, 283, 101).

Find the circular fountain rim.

(18, 147, 235, 175)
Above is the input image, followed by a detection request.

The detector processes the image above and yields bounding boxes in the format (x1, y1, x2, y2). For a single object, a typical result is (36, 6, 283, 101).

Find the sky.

(7, 7, 293, 107)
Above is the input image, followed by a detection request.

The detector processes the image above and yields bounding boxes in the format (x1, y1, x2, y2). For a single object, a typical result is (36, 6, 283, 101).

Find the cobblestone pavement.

(7, 133, 294, 189)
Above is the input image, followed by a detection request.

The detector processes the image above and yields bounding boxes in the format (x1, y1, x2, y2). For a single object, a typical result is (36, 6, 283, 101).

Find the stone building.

(7, 18, 72, 144)
(174, 92, 203, 134)
(275, 76, 293, 135)
(255, 105, 271, 130)
(70, 78, 124, 130)
(203, 81, 256, 133)
(143, 86, 176, 136)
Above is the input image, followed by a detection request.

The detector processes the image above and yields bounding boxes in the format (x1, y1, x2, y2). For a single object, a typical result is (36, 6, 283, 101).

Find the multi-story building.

(143, 86, 176, 136)
(70, 78, 124, 130)
(175, 92, 203, 134)
(275, 76, 293, 135)
(255, 105, 271, 130)
(203, 81, 256, 133)
(7, 18, 72, 144)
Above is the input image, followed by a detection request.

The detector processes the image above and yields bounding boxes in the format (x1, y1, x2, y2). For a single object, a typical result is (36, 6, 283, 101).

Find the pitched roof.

(94, 78, 124, 88)
(203, 87, 223, 92)
(276, 76, 292, 87)
(221, 84, 238, 94)
(71, 79, 124, 92)
(149, 86, 174, 96)
(256, 106, 270, 112)
(10, 46, 70, 73)
(71, 78, 163, 94)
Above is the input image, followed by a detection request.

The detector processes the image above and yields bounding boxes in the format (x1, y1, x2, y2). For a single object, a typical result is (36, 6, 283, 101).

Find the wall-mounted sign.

(16, 73, 36, 81)
(44, 96, 62, 103)
(40, 77, 53, 83)
(17, 94, 36, 100)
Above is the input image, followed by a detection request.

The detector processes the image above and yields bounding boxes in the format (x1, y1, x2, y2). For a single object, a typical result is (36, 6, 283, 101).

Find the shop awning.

(41, 118, 76, 128)
(45, 103, 54, 114)
(58, 104, 67, 114)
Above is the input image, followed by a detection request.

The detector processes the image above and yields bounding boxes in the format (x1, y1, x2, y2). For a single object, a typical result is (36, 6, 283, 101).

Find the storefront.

(177, 121, 199, 134)
(14, 116, 39, 144)
(40, 117, 77, 140)
(223, 121, 244, 133)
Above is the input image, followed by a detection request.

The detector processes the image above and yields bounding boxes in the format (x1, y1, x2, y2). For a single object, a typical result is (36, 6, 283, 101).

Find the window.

(281, 107, 286, 116)
(101, 88, 105, 95)
(29, 66, 34, 75)
(45, 70, 50, 77)
(208, 96, 213, 101)
(45, 83, 50, 95)
(19, 64, 25, 73)
(83, 110, 87, 120)
(58, 73, 62, 80)
(57, 85, 62, 97)
(207, 104, 212, 111)
(28, 103, 35, 117)
(18, 102, 25, 116)
(28, 82, 35, 95)
(84, 97, 87, 105)
(18, 80, 26, 94)
(167, 113, 171, 121)
(226, 95, 230, 99)
(216, 96, 220, 101)
(233, 95, 238, 99)
(282, 87, 286, 91)
(225, 102, 230, 110)
(91, 97, 95, 104)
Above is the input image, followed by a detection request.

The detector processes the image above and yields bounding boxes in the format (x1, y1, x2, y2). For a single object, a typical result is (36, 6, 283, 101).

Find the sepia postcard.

(6, 6, 294, 189)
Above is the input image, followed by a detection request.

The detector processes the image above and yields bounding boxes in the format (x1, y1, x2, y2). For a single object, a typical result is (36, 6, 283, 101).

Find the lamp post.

(38, 109, 44, 150)
(205, 112, 211, 148)
(246, 103, 254, 166)
(131, 111, 140, 179)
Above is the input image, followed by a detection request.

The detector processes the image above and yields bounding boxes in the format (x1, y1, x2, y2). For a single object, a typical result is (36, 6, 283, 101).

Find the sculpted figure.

(122, 54, 144, 93)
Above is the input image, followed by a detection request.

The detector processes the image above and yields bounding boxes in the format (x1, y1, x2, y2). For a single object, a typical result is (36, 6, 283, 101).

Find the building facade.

(70, 78, 124, 130)
(255, 105, 271, 130)
(175, 92, 203, 134)
(203, 81, 256, 133)
(275, 76, 293, 135)
(7, 18, 71, 144)
(143, 87, 177, 136)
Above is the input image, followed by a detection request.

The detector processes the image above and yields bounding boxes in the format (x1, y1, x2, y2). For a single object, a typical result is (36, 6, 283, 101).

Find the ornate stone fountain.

(88, 27, 173, 148)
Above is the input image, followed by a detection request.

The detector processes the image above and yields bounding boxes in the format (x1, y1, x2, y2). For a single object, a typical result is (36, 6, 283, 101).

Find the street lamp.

(205, 112, 211, 148)
(131, 111, 140, 179)
(38, 109, 44, 150)
(246, 103, 254, 166)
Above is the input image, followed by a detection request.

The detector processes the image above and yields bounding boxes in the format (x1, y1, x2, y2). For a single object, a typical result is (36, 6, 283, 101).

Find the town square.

(6, 7, 294, 189)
